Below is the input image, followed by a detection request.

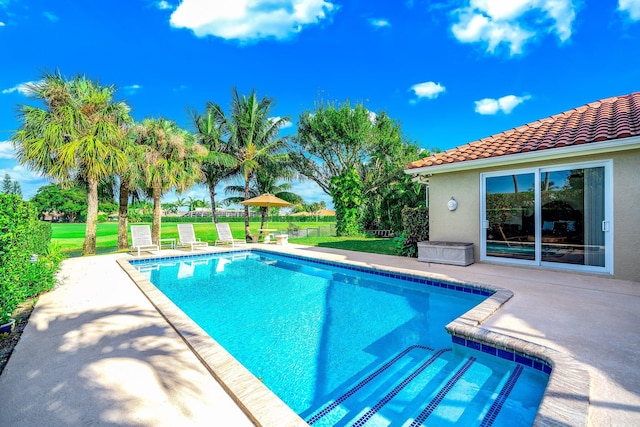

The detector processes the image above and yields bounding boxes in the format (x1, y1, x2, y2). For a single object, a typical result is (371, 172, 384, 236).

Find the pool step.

(306, 347, 528, 427)
(306, 345, 438, 426)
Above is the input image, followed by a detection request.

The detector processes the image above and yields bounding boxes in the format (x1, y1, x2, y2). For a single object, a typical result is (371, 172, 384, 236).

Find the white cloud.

(368, 18, 391, 28)
(1, 164, 44, 182)
(169, 0, 338, 43)
(451, 0, 577, 55)
(0, 22, 5, 27)
(619, 0, 640, 20)
(2, 81, 36, 95)
(270, 116, 293, 128)
(474, 94, 531, 115)
(157, 1, 174, 10)
(122, 84, 142, 95)
(409, 81, 446, 102)
(0, 141, 15, 159)
(43, 11, 59, 22)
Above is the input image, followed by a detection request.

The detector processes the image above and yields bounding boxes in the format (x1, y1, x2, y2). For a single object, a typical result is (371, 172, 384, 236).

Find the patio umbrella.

(240, 193, 292, 231)
(240, 193, 292, 208)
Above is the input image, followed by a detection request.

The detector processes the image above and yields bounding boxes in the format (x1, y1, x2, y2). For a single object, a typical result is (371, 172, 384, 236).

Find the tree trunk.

(259, 207, 267, 240)
(117, 181, 129, 250)
(244, 177, 254, 242)
(152, 186, 162, 244)
(209, 184, 218, 223)
(543, 172, 550, 191)
(82, 178, 99, 256)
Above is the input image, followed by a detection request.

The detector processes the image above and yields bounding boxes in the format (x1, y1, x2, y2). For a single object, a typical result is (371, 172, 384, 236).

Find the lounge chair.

(130, 225, 160, 256)
(215, 222, 247, 247)
(177, 223, 209, 251)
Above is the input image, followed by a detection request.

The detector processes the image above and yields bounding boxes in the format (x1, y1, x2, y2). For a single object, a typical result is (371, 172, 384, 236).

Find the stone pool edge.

(118, 249, 589, 427)
(445, 291, 590, 427)
(117, 256, 309, 427)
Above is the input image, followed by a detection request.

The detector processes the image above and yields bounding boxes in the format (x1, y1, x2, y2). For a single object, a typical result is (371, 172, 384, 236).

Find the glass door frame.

(480, 160, 613, 274)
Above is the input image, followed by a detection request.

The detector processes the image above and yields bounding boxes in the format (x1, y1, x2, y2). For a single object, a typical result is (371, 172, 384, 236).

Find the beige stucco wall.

(428, 170, 480, 248)
(612, 150, 640, 281)
(425, 149, 640, 281)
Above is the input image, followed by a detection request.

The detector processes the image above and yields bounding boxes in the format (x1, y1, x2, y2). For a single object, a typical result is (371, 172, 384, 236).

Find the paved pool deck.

(0, 244, 638, 426)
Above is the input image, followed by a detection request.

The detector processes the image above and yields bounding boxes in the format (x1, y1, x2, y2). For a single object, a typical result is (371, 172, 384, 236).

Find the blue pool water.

(133, 251, 548, 426)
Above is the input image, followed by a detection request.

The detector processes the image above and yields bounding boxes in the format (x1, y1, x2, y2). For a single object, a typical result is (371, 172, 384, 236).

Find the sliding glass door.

(481, 161, 611, 273)
(484, 172, 536, 260)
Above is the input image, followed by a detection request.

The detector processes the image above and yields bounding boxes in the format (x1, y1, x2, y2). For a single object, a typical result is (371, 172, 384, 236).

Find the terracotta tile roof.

(407, 92, 640, 170)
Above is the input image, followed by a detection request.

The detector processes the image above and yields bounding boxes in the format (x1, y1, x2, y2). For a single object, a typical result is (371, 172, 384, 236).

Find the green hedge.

(395, 206, 429, 257)
(137, 215, 337, 223)
(0, 195, 63, 325)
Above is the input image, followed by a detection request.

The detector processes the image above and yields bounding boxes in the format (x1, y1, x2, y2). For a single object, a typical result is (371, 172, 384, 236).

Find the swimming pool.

(130, 250, 549, 426)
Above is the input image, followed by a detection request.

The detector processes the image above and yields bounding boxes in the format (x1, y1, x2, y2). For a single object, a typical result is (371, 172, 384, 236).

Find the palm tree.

(115, 125, 147, 250)
(190, 101, 237, 223)
(227, 88, 290, 242)
(224, 164, 302, 238)
(174, 196, 188, 212)
(12, 70, 131, 255)
(132, 118, 207, 243)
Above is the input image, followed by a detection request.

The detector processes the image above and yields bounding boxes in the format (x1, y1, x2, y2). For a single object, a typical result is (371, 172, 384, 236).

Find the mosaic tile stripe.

(409, 357, 477, 427)
(129, 249, 494, 296)
(451, 335, 552, 375)
(351, 348, 452, 427)
(479, 365, 524, 427)
(257, 250, 495, 297)
(306, 344, 434, 425)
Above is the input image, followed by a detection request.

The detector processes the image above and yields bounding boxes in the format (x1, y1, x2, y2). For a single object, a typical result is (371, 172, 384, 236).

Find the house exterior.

(405, 93, 640, 281)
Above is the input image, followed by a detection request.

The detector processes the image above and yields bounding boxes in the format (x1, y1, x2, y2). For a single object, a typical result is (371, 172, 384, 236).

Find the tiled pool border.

(128, 248, 496, 297)
(120, 247, 589, 427)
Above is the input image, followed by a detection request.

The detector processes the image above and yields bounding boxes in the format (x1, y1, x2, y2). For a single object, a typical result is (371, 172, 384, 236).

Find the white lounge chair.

(215, 223, 247, 247)
(177, 223, 209, 251)
(130, 225, 160, 256)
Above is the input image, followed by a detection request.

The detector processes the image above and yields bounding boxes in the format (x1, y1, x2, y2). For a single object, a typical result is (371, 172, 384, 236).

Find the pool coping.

(117, 248, 589, 427)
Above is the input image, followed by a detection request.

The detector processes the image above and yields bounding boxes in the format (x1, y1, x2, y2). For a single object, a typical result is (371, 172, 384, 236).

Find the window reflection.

(541, 168, 605, 267)
(485, 173, 535, 260)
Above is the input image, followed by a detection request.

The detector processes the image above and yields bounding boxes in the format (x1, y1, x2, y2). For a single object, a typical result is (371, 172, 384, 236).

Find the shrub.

(330, 168, 363, 236)
(396, 206, 429, 257)
(159, 215, 337, 223)
(0, 195, 63, 324)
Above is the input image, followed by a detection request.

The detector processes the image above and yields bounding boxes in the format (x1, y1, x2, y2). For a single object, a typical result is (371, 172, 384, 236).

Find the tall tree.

(291, 100, 417, 235)
(132, 118, 206, 243)
(1, 174, 11, 194)
(12, 71, 131, 254)
(11, 181, 22, 197)
(227, 88, 289, 242)
(224, 164, 302, 237)
(115, 126, 146, 250)
(360, 142, 427, 231)
(190, 101, 237, 223)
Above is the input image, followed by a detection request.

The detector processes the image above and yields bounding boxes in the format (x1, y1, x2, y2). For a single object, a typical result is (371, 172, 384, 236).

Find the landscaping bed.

(0, 300, 35, 376)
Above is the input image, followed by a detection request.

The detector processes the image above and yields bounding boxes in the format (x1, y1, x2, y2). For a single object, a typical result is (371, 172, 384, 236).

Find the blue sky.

(1, 0, 639, 208)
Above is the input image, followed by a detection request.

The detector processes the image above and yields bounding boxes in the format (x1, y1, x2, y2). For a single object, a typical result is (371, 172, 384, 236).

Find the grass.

(291, 236, 397, 255)
(51, 221, 399, 256)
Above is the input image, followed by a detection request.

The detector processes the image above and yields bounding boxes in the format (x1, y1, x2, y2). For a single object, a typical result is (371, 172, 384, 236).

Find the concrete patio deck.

(0, 244, 638, 426)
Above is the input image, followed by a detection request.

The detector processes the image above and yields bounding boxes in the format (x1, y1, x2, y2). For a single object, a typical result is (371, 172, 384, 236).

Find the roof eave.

(404, 135, 640, 176)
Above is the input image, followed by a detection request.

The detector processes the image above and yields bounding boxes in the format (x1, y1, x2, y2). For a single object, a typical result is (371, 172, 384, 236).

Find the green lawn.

(291, 236, 397, 255)
(51, 221, 396, 256)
